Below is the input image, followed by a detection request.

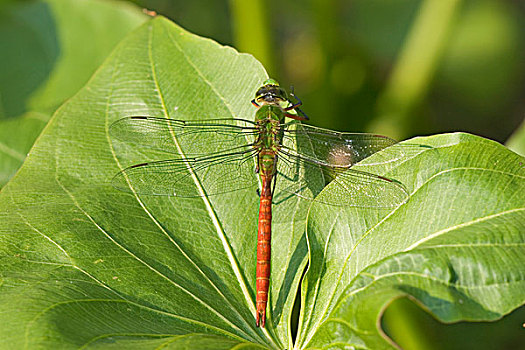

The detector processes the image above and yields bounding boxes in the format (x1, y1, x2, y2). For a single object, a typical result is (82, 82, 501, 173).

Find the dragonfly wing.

(314, 165, 408, 208)
(112, 149, 259, 197)
(281, 123, 401, 167)
(276, 150, 408, 208)
(110, 116, 258, 156)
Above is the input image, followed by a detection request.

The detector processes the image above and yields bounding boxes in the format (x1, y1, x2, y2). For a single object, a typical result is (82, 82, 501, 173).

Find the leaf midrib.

(159, 20, 274, 344)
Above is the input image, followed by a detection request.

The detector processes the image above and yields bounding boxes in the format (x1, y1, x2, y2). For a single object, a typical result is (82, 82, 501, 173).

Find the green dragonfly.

(110, 79, 408, 328)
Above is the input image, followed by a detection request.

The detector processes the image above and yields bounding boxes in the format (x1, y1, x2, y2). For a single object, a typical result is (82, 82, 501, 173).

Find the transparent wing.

(110, 116, 258, 156)
(275, 135, 408, 208)
(112, 149, 259, 197)
(275, 122, 408, 207)
(281, 123, 402, 167)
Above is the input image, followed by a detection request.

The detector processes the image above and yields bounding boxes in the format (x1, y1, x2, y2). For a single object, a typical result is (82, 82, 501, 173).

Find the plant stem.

(229, 0, 275, 75)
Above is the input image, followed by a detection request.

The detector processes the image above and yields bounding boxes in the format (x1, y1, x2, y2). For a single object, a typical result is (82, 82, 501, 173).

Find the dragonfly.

(110, 79, 408, 328)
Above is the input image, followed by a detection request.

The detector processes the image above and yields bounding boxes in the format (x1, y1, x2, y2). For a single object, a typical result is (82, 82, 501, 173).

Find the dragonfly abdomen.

(256, 172, 272, 328)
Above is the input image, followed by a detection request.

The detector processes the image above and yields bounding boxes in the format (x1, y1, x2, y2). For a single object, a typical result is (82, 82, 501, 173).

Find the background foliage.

(0, 0, 524, 349)
(0, 0, 147, 186)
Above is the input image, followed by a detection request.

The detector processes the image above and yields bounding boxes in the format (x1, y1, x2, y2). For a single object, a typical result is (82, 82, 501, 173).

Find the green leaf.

(1, 15, 524, 350)
(297, 133, 525, 349)
(0, 17, 300, 349)
(0, 0, 147, 187)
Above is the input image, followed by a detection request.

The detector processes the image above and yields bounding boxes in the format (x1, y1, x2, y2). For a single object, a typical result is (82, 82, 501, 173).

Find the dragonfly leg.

(255, 153, 260, 173)
(255, 154, 261, 197)
(284, 86, 302, 110)
(285, 88, 309, 120)
(285, 110, 309, 121)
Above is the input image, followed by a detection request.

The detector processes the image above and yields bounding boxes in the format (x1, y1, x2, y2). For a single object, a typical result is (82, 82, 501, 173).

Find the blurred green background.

(1, 0, 524, 349)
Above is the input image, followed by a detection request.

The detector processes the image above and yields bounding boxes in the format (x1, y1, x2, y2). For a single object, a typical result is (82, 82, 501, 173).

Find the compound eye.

(255, 87, 267, 98)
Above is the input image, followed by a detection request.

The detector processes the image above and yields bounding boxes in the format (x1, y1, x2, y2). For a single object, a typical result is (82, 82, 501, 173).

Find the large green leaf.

(0, 0, 147, 187)
(298, 134, 525, 349)
(1, 16, 524, 350)
(0, 17, 298, 349)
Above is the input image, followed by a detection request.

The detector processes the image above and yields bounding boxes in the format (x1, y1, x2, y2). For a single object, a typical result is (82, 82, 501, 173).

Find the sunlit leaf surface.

(298, 134, 525, 349)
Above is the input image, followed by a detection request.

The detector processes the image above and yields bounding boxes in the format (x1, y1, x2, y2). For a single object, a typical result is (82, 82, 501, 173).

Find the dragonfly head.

(255, 79, 288, 106)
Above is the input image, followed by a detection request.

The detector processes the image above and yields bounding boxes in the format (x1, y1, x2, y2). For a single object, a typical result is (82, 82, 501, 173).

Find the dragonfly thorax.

(254, 104, 286, 125)
(253, 105, 285, 151)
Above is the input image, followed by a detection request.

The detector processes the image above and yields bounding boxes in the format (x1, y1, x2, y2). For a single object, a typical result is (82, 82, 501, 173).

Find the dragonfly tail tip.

(255, 311, 266, 328)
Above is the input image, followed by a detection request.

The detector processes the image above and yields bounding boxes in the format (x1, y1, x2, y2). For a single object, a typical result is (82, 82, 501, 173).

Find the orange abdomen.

(256, 175, 272, 327)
